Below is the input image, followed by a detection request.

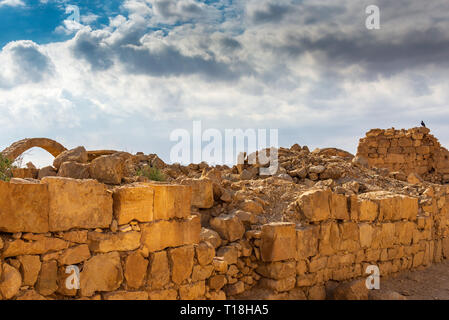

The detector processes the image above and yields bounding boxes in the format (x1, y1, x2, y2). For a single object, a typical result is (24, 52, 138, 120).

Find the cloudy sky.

(1, 0, 449, 167)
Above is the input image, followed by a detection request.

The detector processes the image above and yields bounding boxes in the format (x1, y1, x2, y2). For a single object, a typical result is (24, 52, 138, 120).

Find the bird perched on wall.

(421, 121, 426, 127)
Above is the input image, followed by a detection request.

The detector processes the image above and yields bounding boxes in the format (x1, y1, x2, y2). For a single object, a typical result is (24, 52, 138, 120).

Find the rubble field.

(0, 127, 448, 300)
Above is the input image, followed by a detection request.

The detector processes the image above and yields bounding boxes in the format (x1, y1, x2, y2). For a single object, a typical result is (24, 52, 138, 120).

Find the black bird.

(421, 121, 426, 127)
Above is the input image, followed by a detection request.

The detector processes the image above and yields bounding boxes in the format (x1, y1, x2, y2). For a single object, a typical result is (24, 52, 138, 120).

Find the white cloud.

(0, 0, 25, 7)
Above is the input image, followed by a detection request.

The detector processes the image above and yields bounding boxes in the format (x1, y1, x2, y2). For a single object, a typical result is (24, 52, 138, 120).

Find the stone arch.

(1, 138, 67, 162)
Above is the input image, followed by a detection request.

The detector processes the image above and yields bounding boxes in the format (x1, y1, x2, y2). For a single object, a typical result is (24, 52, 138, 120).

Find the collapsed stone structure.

(0, 127, 448, 300)
(357, 127, 449, 184)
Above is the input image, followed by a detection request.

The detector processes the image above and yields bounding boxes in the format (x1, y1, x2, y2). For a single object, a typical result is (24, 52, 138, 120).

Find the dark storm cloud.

(219, 37, 242, 52)
(276, 27, 449, 79)
(70, 28, 248, 81)
(251, 3, 291, 24)
(71, 30, 114, 71)
(117, 44, 240, 80)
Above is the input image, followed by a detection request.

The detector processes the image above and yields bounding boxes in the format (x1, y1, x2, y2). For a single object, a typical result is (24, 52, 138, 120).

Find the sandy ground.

(378, 260, 449, 300)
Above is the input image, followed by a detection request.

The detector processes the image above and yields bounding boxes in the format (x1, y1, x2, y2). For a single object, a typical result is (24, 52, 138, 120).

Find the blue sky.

(1, 0, 449, 167)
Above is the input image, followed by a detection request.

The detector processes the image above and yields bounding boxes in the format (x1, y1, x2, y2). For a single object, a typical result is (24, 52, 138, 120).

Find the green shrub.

(0, 153, 13, 182)
(136, 166, 165, 182)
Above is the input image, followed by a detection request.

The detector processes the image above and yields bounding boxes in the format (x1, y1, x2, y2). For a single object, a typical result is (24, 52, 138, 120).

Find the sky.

(1, 0, 449, 167)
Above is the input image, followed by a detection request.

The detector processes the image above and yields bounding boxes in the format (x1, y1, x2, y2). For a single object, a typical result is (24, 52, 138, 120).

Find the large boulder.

(58, 161, 90, 179)
(89, 154, 125, 185)
(209, 214, 245, 242)
(37, 166, 57, 179)
(53, 146, 88, 170)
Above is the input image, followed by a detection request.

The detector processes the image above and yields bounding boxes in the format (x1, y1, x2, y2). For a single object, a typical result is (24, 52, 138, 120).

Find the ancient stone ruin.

(0, 127, 448, 300)
(357, 127, 449, 184)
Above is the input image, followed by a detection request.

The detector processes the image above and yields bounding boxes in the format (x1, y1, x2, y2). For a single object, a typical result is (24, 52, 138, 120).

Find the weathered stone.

(369, 290, 407, 300)
(141, 215, 200, 252)
(260, 276, 296, 292)
(224, 281, 245, 296)
(192, 265, 214, 282)
(332, 279, 369, 300)
(0, 263, 22, 299)
(143, 183, 191, 220)
(41, 177, 113, 232)
(53, 146, 88, 170)
(148, 289, 178, 300)
(200, 228, 222, 249)
(358, 198, 379, 222)
(103, 291, 148, 301)
(58, 244, 91, 265)
(210, 214, 245, 242)
(179, 281, 206, 300)
(296, 225, 319, 259)
(38, 166, 57, 179)
(11, 168, 38, 179)
(125, 252, 148, 289)
(58, 161, 90, 179)
(17, 255, 41, 286)
(256, 261, 296, 280)
(89, 154, 124, 184)
(407, 172, 423, 184)
(359, 223, 374, 248)
(16, 290, 47, 300)
(212, 257, 228, 274)
(113, 185, 154, 225)
(80, 252, 123, 297)
(0, 181, 49, 233)
(104, 291, 149, 300)
(147, 251, 170, 290)
(88, 231, 141, 253)
(36, 260, 58, 296)
(260, 222, 296, 262)
(61, 230, 88, 244)
(297, 189, 331, 222)
(216, 246, 238, 265)
(195, 241, 215, 266)
(208, 275, 227, 291)
(307, 285, 327, 300)
(181, 178, 214, 209)
(2, 238, 69, 258)
(168, 245, 195, 284)
(331, 193, 349, 220)
(240, 200, 264, 214)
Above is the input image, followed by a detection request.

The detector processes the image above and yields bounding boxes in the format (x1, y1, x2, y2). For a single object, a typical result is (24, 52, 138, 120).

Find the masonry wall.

(356, 127, 449, 183)
(1, 177, 449, 300)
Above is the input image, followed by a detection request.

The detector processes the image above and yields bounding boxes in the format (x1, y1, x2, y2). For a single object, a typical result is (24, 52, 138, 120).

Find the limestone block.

(297, 189, 331, 222)
(113, 185, 154, 225)
(181, 178, 214, 209)
(0, 181, 49, 233)
(140, 215, 200, 252)
(260, 222, 296, 262)
(41, 177, 113, 232)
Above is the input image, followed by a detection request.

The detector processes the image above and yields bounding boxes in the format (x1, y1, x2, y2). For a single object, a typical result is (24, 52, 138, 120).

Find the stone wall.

(1, 177, 449, 300)
(356, 127, 449, 183)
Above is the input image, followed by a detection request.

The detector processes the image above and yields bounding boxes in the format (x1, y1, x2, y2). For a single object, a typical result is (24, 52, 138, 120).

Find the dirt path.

(379, 260, 449, 300)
